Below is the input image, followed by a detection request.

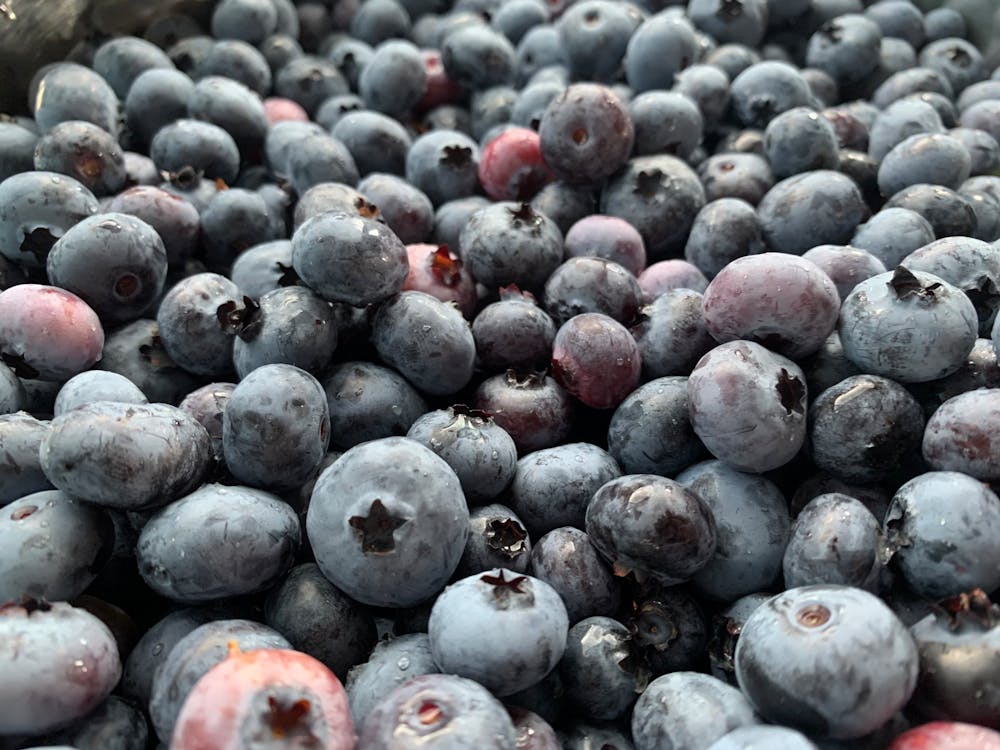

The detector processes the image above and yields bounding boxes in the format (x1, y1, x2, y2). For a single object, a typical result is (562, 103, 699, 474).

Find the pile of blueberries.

(2, 0, 1000, 747)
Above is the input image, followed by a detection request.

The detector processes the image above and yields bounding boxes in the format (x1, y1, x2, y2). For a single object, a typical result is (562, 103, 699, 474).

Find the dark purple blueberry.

(688, 341, 807, 473)
(909, 592, 1000, 729)
(265, 562, 378, 680)
(105, 185, 200, 268)
(559, 616, 637, 721)
(922, 388, 1000, 480)
(684, 197, 765, 279)
(428, 569, 569, 696)
(885, 472, 1000, 599)
(407, 406, 518, 504)
(441, 24, 516, 90)
(507, 706, 561, 750)
(359, 673, 517, 748)
(632, 671, 758, 750)
(473, 370, 575, 454)
(638, 260, 708, 301)
(783, 493, 886, 591)
(0, 600, 121, 736)
(764, 106, 840, 179)
(357, 172, 433, 245)
(551, 312, 641, 411)
(543, 256, 642, 328)
(528, 179, 597, 236)
(274, 55, 349, 116)
(919, 37, 988, 95)
(563, 214, 646, 277)
(306, 437, 469, 608)
(453, 503, 532, 579)
(529, 526, 620, 626)
(286, 132, 360, 195)
(808, 374, 926, 483)
(97, 319, 202, 406)
(801, 244, 887, 300)
(676, 460, 790, 602)
(838, 267, 978, 383)
(586, 474, 716, 586)
(883, 183, 979, 239)
(472, 286, 556, 372)
(632, 290, 715, 379)
(40, 401, 210, 511)
(735, 585, 918, 740)
(222, 363, 330, 492)
(29, 694, 150, 750)
(33, 120, 126, 197)
(149, 119, 241, 184)
(707, 592, 771, 686)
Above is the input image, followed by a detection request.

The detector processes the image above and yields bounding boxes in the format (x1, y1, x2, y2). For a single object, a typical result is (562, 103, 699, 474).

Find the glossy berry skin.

(544, 257, 642, 328)
(104, 185, 200, 267)
(908, 596, 1000, 729)
(839, 268, 978, 383)
(564, 214, 646, 278)
(473, 371, 575, 454)
(676, 460, 790, 603)
(551, 313, 641, 410)
(801, 245, 887, 301)
(171, 647, 355, 750)
(428, 568, 569, 697)
(735, 585, 919, 740)
(471, 287, 556, 372)
(407, 406, 518, 505)
(33, 119, 126, 197)
(306, 437, 469, 608)
(0, 284, 103, 381)
(782, 493, 885, 592)
(359, 673, 517, 749)
(633, 289, 716, 379)
(586, 474, 717, 586)
(0, 601, 122, 736)
(889, 721, 1000, 750)
(560, 616, 637, 721)
(528, 526, 620, 626)
(40, 401, 210, 511)
(687, 341, 807, 474)
(136, 483, 300, 604)
(808, 374, 926, 483)
(460, 201, 563, 296)
(702, 252, 841, 360)
(46, 212, 168, 325)
(371, 291, 476, 397)
(884, 471, 1000, 600)
(478, 126, 555, 202)
(607, 376, 705, 477)
(632, 671, 759, 750)
(922, 389, 1000, 480)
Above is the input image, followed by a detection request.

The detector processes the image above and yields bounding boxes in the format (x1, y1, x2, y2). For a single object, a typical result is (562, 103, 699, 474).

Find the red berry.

(478, 127, 556, 202)
(889, 721, 1000, 750)
(263, 97, 310, 124)
(403, 243, 477, 318)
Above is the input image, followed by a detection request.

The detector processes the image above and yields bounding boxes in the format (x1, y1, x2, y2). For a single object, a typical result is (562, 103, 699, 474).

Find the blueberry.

(564, 214, 646, 277)
(104, 185, 200, 268)
(441, 24, 517, 90)
(359, 673, 518, 748)
(551, 312, 642, 411)
(232, 285, 339, 378)
(708, 725, 820, 750)
(28, 695, 150, 750)
(544, 257, 642, 328)
(403, 243, 477, 317)
(0, 411, 53, 505)
(632, 671, 759, 750)
(187, 75, 269, 157)
(31, 63, 120, 136)
(587, 474, 717, 585)
(884, 183, 979, 239)
(0, 489, 113, 603)
(211, 0, 278, 44)
(688, 341, 808, 474)
(868, 98, 945, 161)
(92, 35, 174, 99)
(510, 441, 621, 537)
(428, 568, 569, 696)
(292, 210, 409, 307)
(884, 471, 1000, 600)
(559, 616, 637, 721)
(345, 633, 440, 729)
(838, 267, 978, 383)
(632, 289, 715, 379)
(40, 400, 211, 511)
(697, 152, 774, 206)
(371, 291, 476, 396)
(473, 370, 576, 454)
(407, 406, 518, 504)
(528, 526, 620, 625)
(806, 14, 883, 86)
(808, 374, 926, 483)
(607, 376, 706, 476)
(0, 600, 121, 736)
(922, 388, 1000, 480)
(801, 245, 887, 300)
(0, 121, 39, 182)
(222, 363, 330, 492)
(735, 585, 918, 739)
(358, 172, 434, 244)
(556, 1, 637, 83)
(764, 107, 840, 179)
(538, 83, 634, 185)
(331, 110, 413, 177)
(306, 436, 469, 608)
(286, 132, 360, 195)
(33, 120, 126, 197)
(625, 13, 700, 92)
(676, 460, 790, 602)
(783, 493, 886, 591)
(630, 90, 704, 160)
(405, 129, 481, 207)
(729, 61, 814, 129)
(148, 618, 291, 744)
(850, 207, 936, 269)
(878, 133, 972, 198)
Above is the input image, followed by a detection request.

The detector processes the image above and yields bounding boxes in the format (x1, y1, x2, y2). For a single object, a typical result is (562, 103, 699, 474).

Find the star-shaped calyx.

(480, 569, 533, 608)
(349, 499, 408, 554)
(485, 518, 528, 559)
